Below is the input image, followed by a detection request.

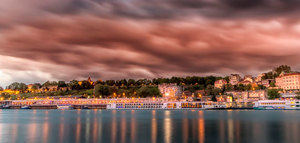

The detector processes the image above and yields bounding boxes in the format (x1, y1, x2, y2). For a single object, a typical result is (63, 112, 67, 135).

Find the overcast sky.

(1, 0, 300, 87)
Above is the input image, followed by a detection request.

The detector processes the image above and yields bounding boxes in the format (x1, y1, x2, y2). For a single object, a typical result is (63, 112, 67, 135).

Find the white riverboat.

(254, 100, 300, 110)
(107, 101, 226, 110)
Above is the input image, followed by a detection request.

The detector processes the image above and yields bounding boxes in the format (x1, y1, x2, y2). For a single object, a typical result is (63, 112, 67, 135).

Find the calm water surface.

(0, 110, 299, 143)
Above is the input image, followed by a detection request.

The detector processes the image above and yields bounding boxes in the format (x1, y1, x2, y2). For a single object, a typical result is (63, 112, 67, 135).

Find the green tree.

(235, 84, 245, 91)
(58, 81, 67, 88)
(205, 85, 221, 96)
(274, 65, 291, 75)
(94, 84, 111, 98)
(136, 86, 161, 98)
(262, 65, 292, 79)
(42, 81, 58, 87)
(257, 85, 266, 90)
(224, 84, 234, 91)
(296, 92, 300, 99)
(211, 95, 217, 102)
(7, 82, 27, 92)
(105, 80, 115, 86)
(244, 84, 252, 91)
(84, 89, 94, 96)
(68, 80, 81, 90)
(267, 89, 280, 99)
(128, 79, 136, 86)
(32, 83, 42, 90)
(80, 80, 93, 89)
(270, 81, 276, 87)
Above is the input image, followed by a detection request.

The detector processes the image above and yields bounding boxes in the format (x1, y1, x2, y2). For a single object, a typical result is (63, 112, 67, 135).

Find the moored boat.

(108, 101, 227, 110)
(57, 105, 71, 110)
(254, 100, 300, 110)
(21, 106, 31, 109)
(2, 105, 11, 109)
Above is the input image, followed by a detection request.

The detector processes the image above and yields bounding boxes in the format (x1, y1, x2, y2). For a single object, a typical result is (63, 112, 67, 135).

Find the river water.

(0, 110, 299, 143)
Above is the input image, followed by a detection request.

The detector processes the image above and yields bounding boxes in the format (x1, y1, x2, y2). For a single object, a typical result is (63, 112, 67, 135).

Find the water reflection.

(198, 111, 205, 143)
(28, 110, 37, 143)
(111, 110, 117, 143)
(151, 110, 157, 143)
(164, 110, 172, 143)
(182, 113, 188, 143)
(121, 111, 126, 143)
(11, 123, 18, 143)
(93, 110, 98, 143)
(0, 110, 299, 143)
(97, 110, 103, 143)
(59, 112, 64, 143)
(227, 114, 234, 143)
(43, 111, 49, 143)
(85, 110, 91, 143)
(130, 110, 136, 143)
(75, 110, 81, 143)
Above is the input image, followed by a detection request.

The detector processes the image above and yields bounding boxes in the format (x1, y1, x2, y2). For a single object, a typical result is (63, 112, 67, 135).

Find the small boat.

(83, 105, 89, 109)
(21, 106, 31, 109)
(2, 105, 11, 109)
(57, 105, 71, 110)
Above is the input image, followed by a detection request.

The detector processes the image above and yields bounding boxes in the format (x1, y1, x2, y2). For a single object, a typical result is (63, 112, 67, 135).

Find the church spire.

(88, 74, 92, 83)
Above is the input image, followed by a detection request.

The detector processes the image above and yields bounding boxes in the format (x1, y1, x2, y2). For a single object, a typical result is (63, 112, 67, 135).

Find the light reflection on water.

(0, 110, 299, 143)
(198, 111, 205, 143)
(151, 110, 157, 143)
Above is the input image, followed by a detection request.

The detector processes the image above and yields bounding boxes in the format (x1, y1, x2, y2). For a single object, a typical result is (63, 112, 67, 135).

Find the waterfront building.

(238, 75, 255, 86)
(216, 95, 232, 102)
(255, 73, 265, 82)
(280, 92, 298, 100)
(195, 90, 205, 97)
(243, 75, 254, 83)
(226, 90, 267, 102)
(239, 80, 252, 86)
(261, 79, 271, 87)
(229, 74, 242, 85)
(247, 90, 267, 101)
(0, 89, 20, 95)
(27, 84, 34, 90)
(158, 83, 182, 98)
(27, 84, 35, 92)
(198, 96, 212, 102)
(182, 90, 193, 97)
(214, 79, 227, 89)
(226, 91, 244, 102)
(275, 73, 300, 90)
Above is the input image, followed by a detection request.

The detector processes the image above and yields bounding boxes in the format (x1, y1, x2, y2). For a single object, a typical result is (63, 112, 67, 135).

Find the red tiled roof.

(278, 73, 300, 77)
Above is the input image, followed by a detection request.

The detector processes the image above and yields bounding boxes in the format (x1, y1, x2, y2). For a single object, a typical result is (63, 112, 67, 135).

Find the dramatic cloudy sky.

(1, 0, 300, 87)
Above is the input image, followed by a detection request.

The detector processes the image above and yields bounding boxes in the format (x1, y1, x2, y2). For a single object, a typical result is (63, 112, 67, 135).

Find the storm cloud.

(1, 0, 300, 87)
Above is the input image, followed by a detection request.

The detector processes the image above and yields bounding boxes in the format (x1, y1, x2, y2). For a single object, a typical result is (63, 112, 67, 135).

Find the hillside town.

(0, 65, 299, 109)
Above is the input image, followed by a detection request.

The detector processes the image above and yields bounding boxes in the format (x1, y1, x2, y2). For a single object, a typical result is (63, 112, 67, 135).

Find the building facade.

(243, 75, 254, 83)
(158, 83, 182, 98)
(226, 90, 267, 102)
(229, 74, 241, 85)
(255, 73, 265, 82)
(214, 79, 227, 89)
(275, 73, 300, 90)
